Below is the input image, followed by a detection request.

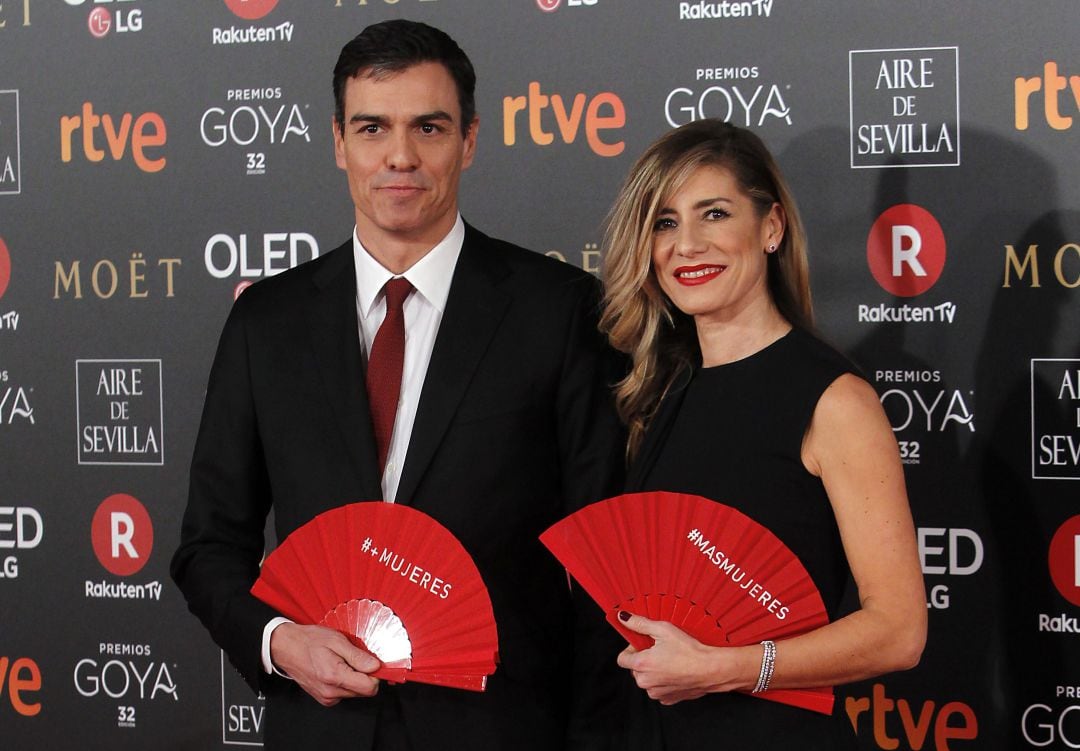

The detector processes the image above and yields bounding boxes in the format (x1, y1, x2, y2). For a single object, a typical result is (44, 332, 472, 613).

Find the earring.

(767, 244, 777, 253)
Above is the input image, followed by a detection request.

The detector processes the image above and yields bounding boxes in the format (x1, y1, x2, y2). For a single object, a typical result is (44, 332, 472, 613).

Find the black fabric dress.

(623, 328, 860, 750)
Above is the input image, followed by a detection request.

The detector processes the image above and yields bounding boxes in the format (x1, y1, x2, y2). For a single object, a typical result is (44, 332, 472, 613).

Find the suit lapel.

(394, 227, 511, 507)
(306, 241, 383, 500)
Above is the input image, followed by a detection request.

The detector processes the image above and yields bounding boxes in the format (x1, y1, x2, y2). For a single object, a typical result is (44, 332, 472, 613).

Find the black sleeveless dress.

(624, 328, 859, 750)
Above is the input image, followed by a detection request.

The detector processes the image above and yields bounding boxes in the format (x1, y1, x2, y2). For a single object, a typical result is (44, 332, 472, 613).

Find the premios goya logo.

(664, 64, 792, 130)
(1032, 359, 1080, 480)
(1022, 692, 1080, 749)
(199, 87, 311, 177)
(502, 83, 626, 157)
(873, 368, 974, 465)
(0, 90, 20, 194)
(76, 360, 163, 465)
(0, 368, 34, 427)
(74, 642, 178, 729)
(849, 47, 960, 169)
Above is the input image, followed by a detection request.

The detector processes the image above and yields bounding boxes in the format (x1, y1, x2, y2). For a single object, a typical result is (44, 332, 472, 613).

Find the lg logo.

(536, 0, 596, 11)
(91, 493, 153, 576)
(866, 204, 946, 297)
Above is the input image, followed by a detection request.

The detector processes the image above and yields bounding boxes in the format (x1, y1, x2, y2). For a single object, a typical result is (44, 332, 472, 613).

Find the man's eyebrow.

(346, 111, 455, 126)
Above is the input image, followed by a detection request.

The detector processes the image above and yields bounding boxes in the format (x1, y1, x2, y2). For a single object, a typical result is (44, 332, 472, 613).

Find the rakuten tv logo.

(503, 83, 626, 157)
(224, 0, 278, 19)
(866, 204, 946, 296)
(1048, 515, 1080, 607)
(91, 493, 152, 576)
(0, 236, 10, 300)
(60, 102, 166, 173)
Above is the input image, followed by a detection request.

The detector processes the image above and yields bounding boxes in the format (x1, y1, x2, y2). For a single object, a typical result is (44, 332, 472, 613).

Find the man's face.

(334, 62, 478, 257)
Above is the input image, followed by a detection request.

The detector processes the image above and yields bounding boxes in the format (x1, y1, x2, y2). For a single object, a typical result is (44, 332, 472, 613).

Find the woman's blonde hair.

(599, 119, 813, 460)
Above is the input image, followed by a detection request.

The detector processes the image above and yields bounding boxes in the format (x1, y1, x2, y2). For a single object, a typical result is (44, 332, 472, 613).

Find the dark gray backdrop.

(2, 1, 1078, 749)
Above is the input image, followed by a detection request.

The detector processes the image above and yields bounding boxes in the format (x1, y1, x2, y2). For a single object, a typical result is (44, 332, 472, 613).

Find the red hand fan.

(540, 491, 834, 714)
(252, 501, 498, 691)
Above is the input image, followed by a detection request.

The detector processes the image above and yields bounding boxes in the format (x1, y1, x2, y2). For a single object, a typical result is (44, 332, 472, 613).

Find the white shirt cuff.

(262, 617, 294, 677)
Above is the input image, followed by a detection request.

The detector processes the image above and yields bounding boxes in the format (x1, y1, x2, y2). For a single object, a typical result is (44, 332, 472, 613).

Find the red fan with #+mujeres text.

(251, 501, 498, 691)
(540, 491, 834, 714)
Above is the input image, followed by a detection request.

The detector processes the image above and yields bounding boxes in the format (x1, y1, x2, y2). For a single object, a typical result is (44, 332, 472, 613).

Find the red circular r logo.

(1049, 515, 1080, 606)
(866, 204, 946, 297)
(92, 494, 154, 576)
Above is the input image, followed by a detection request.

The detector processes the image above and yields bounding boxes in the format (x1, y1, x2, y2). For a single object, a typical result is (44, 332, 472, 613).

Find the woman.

(598, 119, 926, 747)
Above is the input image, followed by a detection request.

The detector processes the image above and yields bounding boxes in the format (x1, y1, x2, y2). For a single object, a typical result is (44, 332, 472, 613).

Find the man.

(171, 19, 624, 751)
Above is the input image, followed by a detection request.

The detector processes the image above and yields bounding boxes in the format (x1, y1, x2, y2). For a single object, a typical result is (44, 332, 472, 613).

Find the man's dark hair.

(333, 19, 476, 137)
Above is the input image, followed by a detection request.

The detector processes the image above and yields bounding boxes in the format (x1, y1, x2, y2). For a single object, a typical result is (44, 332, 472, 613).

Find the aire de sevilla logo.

(866, 204, 946, 297)
(224, 0, 278, 20)
(91, 493, 153, 576)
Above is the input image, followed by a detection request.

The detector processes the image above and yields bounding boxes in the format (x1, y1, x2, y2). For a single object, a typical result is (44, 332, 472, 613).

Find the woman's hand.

(615, 611, 755, 705)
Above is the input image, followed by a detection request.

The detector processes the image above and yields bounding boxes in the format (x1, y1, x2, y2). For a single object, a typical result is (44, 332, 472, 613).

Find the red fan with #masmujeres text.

(540, 491, 833, 714)
(251, 502, 498, 691)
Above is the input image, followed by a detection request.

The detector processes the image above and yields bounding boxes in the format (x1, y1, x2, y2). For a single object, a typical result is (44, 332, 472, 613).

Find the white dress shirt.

(261, 215, 465, 675)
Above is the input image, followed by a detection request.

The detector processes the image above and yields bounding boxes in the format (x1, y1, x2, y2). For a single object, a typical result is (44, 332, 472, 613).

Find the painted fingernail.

(618, 610, 631, 622)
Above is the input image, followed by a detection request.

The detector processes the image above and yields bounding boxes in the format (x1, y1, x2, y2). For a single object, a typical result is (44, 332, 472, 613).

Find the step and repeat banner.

(2, 1, 1078, 748)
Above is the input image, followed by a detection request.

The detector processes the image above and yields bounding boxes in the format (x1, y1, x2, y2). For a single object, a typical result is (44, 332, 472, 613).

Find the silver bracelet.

(752, 640, 776, 693)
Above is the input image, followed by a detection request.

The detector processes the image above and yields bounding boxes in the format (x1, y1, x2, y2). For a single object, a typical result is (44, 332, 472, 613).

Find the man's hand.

(270, 623, 381, 706)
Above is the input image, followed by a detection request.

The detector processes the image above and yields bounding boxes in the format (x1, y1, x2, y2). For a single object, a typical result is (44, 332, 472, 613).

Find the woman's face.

(649, 164, 782, 326)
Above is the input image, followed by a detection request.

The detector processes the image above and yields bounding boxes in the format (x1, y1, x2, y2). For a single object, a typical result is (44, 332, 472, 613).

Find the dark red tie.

(366, 277, 413, 472)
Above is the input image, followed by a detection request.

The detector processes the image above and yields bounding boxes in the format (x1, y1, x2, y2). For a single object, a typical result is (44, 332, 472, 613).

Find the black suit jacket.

(171, 225, 625, 750)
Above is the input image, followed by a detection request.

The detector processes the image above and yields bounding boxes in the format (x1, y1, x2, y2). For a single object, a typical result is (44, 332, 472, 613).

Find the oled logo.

(849, 47, 960, 168)
(665, 64, 791, 129)
(204, 232, 318, 299)
(0, 90, 21, 194)
(0, 506, 44, 580)
(1032, 359, 1080, 480)
(846, 683, 977, 750)
(866, 204, 947, 296)
(0, 656, 41, 717)
(1016, 62, 1079, 131)
(503, 83, 626, 157)
(917, 527, 983, 610)
(60, 103, 166, 173)
(224, 0, 278, 20)
(76, 359, 164, 465)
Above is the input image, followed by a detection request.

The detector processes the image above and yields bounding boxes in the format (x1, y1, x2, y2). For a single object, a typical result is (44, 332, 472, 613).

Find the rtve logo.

(866, 204, 946, 297)
(0, 656, 41, 717)
(91, 493, 153, 576)
(503, 83, 625, 157)
(1015, 61, 1079, 131)
(60, 103, 166, 173)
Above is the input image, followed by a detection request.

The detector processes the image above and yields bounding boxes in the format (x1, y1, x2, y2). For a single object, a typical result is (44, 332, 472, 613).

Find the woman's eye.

(652, 218, 676, 232)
